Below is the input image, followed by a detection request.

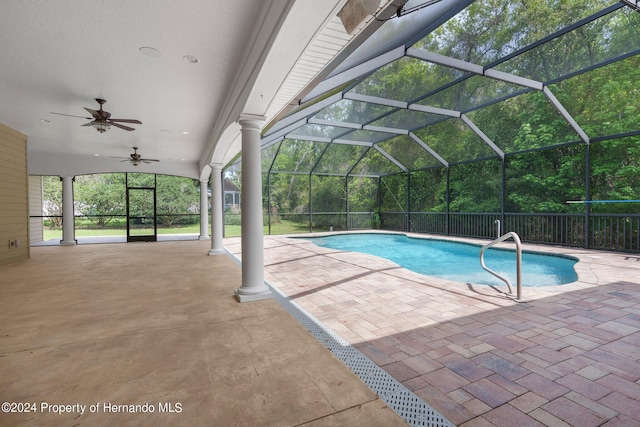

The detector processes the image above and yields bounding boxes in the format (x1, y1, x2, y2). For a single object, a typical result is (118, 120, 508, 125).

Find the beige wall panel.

(0, 122, 29, 268)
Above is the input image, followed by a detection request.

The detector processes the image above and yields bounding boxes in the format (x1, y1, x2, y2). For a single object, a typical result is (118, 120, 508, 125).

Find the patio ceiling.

(254, 0, 640, 178)
(0, 0, 403, 180)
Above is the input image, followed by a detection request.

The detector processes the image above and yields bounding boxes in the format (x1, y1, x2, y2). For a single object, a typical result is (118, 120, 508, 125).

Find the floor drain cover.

(268, 282, 454, 427)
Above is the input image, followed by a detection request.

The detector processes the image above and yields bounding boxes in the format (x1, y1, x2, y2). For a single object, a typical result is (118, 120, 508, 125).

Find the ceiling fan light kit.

(51, 98, 141, 133)
(93, 121, 111, 133)
(112, 147, 159, 167)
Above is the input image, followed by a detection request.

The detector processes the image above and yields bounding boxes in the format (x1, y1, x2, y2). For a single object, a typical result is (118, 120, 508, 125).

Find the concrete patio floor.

(0, 240, 407, 426)
(224, 232, 640, 426)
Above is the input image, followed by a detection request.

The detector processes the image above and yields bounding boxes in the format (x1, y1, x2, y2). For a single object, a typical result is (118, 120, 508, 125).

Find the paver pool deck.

(226, 232, 640, 426)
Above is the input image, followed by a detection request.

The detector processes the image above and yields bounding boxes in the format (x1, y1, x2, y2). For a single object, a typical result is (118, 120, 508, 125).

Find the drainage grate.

(267, 282, 454, 427)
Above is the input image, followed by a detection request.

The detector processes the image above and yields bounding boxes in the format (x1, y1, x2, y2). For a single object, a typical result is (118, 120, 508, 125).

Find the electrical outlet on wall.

(7, 239, 19, 248)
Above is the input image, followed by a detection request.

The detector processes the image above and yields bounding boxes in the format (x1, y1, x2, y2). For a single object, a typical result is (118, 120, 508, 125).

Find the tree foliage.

(41, 173, 201, 228)
(156, 175, 199, 226)
(75, 173, 125, 226)
(261, 1, 640, 218)
(42, 176, 62, 227)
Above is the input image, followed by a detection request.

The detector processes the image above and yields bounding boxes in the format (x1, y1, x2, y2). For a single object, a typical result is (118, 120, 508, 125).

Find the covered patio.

(0, 240, 408, 426)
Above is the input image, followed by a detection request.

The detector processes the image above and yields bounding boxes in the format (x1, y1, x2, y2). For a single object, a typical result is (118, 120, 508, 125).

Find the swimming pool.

(304, 233, 578, 287)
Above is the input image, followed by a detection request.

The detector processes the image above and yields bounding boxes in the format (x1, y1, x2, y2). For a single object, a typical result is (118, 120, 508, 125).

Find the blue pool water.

(305, 233, 578, 286)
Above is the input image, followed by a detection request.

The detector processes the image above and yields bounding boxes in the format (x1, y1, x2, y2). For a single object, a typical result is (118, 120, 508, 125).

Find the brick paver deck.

(227, 232, 640, 426)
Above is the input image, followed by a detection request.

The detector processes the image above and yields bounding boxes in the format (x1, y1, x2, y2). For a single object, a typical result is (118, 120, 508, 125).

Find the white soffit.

(250, 0, 397, 127)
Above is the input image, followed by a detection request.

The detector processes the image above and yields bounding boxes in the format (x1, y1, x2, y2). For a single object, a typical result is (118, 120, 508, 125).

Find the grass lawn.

(42, 220, 316, 241)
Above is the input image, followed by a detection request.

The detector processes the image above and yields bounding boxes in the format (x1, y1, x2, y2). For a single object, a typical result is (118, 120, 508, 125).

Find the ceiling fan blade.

(141, 159, 160, 162)
(111, 122, 135, 131)
(109, 119, 142, 124)
(81, 121, 95, 127)
(84, 107, 102, 120)
(50, 112, 93, 119)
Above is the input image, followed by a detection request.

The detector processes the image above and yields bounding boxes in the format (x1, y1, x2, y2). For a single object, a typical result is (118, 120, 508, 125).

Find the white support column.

(60, 176, 76, 246)
(235, 115, 272, 302)
(209, 164, 225, 256)
(199, 177, 210, 240)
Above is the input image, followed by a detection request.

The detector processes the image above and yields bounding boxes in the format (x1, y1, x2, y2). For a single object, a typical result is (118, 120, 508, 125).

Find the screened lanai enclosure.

(226, 0, 640, 253)
(31, 173, 203, 244)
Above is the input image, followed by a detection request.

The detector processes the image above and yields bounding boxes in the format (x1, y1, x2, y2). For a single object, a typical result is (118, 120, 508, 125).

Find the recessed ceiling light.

(139, 46, 162, 57)
(181, 158, 187, 161)
(94, 154, 101, 157)
(182, 131, 189, 135)
(183, 55, 200, 64)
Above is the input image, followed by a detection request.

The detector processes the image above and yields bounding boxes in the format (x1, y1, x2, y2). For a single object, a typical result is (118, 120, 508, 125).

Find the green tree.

(75, 173, 126, 227)
(156, 175, 199, 226)
(42, 176, 63, 228)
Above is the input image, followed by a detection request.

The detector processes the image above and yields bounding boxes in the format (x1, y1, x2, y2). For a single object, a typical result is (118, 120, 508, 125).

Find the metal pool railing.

(479, 232, 524, 302)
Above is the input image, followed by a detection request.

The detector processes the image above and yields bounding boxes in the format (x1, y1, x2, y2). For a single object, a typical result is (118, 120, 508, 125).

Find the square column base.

(234, 288, 273, 302)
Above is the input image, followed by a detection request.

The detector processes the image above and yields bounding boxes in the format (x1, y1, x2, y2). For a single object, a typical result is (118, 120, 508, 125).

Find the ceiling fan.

(112, 147, 159, 167)
(51, 98, 142, 133)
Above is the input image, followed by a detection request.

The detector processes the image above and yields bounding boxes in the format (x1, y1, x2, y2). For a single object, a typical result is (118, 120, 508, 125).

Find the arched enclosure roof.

(230, 0, 640, 178)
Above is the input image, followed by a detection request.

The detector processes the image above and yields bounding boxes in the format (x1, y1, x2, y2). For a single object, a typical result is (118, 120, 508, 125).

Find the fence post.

(585, 143, 591, 249)
(407, 172, 411, 232)
(446, 166, 450, 236)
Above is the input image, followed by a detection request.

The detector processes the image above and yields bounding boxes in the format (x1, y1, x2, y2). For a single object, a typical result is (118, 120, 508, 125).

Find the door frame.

(126, 186, 157, 242)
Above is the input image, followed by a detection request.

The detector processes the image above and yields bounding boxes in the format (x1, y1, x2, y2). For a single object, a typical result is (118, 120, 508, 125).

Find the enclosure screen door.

(126, 187, 157, 242)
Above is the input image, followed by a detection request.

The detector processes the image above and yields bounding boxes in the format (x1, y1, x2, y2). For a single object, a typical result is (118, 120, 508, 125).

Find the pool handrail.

(479, 231, 523, 302)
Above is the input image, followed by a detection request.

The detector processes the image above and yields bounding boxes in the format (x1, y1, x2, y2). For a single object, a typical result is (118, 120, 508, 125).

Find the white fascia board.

(344, 92, 408, 108)
(407, 47, 484, 74)
(408, 47, 544, 91)
(409, 132, 449, 167)
(285, 134, 332, 143)
(408, 103, 461, 118)
(483, 69, 543, 90)
(261, 118, 308, 147)
(333, 139, 374, 146)
(264, 92, 343, 137)
(303, 46, 406, 102)
(374, 145, 408, 172)
(461, 114, 505, 158)
(308, 117, 362, 129)
(262, 136, 284, 151)
(363, 125, 408, 135)
(543, 86, 590, 144)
